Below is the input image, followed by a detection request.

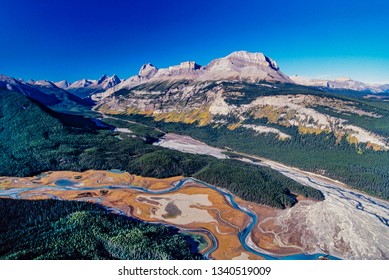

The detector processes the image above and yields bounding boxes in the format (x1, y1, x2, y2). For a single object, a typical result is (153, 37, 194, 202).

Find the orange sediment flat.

(0, 170, 320, 259)
(0, 170, 182, 191)
(48, 184, 261, 259)
(0, 170, 264, 259)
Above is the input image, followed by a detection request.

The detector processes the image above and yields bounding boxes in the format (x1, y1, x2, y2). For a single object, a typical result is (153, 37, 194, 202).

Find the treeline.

(0, 91, 206, 178)
(0, 90, 323, 209)
(0, 198, 202, 260)
(194, 161, 324, 208)
(102, 117, 165, 139)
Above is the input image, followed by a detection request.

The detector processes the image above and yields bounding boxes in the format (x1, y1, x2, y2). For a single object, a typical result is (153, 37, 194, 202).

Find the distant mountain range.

(0, 73, 121, 111)
(290, 75, 389, 94)
(55, 74, 122, 98)
(90, 50, 387, 99)
(1, 51, 388, 108)
(0, 74, 94, 111)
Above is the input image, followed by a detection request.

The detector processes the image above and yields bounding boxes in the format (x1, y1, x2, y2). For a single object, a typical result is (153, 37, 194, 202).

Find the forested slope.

(0, 198, 202, 260)
(0, 90, 323, 208)
(110, 113, 389, 200)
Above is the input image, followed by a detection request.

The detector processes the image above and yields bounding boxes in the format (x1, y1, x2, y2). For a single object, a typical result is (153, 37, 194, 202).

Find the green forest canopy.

(0, 90, 323, 209)
(0, 198, 202, 260)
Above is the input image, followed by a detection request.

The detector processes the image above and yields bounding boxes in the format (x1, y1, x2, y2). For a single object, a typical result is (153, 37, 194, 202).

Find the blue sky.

(1, 0, 388, 83)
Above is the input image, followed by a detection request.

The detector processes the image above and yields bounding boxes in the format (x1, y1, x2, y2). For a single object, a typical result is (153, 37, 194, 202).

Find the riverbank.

(1, 168, 388, 259)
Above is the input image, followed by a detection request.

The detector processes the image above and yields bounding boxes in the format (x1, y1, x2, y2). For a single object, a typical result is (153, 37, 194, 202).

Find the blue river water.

(55, 179, 76, 187)
(108, 169, 126, 174)
(0, 173, 339, 260)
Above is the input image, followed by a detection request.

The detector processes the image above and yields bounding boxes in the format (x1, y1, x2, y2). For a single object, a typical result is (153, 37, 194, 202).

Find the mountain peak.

(98, 50, 292, 93)
(54, 80, 69, 89)
(227, 50, 266, 60)
(109, 74, 121, 84)
(224, 51, 279, 70)
(138, 63, 158, 79)
(97, 74, 109, 85)
(173, 61, 201, 71)
(203, 50, 289, 82)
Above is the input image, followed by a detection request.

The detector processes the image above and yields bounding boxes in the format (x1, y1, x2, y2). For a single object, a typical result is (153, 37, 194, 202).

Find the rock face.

(98, 74, 121, 89)
(93, 50, 293, 101)
(154, 61, 203, 80)
(202, 51, 291, 83)
(92, 51, 388, 100)
(54, 80, 70, 89)
(138, 63, 158, 80)
(145, 51, 292, 82)
(63, 74, 122, 98)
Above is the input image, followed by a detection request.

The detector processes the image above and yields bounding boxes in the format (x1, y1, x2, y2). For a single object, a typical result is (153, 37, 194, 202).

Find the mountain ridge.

(91, 51, 388, 102)
(290, 75, 386, 93)
(92, 51, 292, 101)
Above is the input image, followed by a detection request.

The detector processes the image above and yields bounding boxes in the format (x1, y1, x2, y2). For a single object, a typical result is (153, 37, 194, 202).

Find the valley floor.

(1, 163, 388, 259)
(155, 133, 389, 259)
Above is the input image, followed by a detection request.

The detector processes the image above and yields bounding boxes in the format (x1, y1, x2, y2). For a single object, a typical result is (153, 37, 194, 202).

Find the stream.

(0, 175, 338, 260)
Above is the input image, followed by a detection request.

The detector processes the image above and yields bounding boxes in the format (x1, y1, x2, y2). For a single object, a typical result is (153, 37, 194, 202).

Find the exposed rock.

(290, 75, 383, 93)
(94, 50, 293, 100)
(65, 74, 122, 97)
(97, 74, 108, 85)
(138, 63, 158, 79)
(153, 61, 203, 80)
(54, 80, 69, 89)
(96, 78, 389, 150)
(201, 51, 291, 83)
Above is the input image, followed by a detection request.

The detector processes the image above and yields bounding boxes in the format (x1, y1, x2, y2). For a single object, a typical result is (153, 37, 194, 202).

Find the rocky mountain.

(94, 51, 388, 103)
(201, 51, 291, 83)
(138, 63, 159, 79)
(96, 74, 121, 90)
(54, 80, 70, 89)
(290, 75, 383, 93)
(92, 64, 159, 101)
(62, 74, 122, 98)
(134, 51, 291, 83)
(94, 51, 389, 151)
(0, 74, 92, 111)
(92, 51, 292, 101)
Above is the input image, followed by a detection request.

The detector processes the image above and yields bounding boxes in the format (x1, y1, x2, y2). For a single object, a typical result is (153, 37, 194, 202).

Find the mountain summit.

(208, 51, 280, 71)
(95, 51, 292, 98)
(148, 51, 291, 82)
(138, 63, 158, 79)
(202, 51, 290, 82)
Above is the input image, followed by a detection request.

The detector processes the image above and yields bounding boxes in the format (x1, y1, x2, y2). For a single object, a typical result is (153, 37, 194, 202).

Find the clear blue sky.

(1, 0, 388, 83)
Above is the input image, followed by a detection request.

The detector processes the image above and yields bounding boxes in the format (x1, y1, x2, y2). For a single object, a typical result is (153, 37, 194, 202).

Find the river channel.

(0, 175, 338, 260)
